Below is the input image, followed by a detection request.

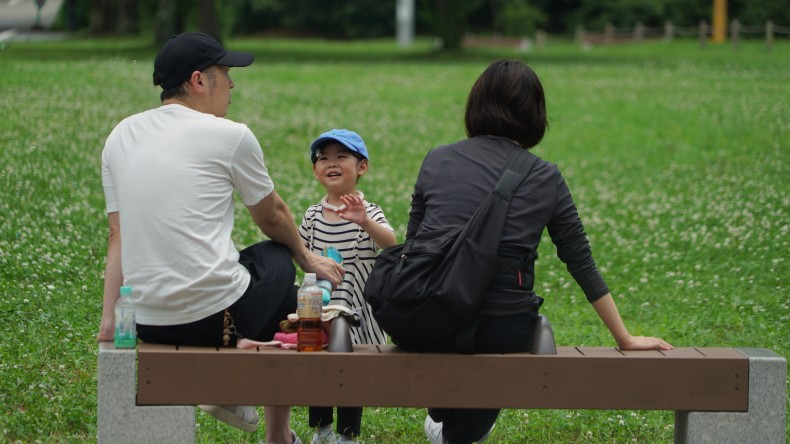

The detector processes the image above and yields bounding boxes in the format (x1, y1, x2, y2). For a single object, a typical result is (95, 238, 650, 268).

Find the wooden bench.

(97, 339, 786, 443)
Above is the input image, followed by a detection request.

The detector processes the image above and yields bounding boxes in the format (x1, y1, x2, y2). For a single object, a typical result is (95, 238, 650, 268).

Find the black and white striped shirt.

(299, 198, 393, 345)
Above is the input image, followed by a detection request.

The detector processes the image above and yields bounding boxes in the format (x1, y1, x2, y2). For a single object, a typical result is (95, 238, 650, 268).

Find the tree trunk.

(154, 0, 181, 46)
(89, 0, 114, 34)
(116, 0, 139, 34)
(436, 0, 465, 50)
(198, 0, 223, 43)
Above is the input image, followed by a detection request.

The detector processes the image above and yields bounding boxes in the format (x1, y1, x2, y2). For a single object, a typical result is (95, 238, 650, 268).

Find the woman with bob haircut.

(406, 59, 672, 444)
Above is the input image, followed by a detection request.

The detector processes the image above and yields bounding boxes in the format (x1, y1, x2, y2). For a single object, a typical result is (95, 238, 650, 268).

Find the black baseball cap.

(153, 32, 254, 90)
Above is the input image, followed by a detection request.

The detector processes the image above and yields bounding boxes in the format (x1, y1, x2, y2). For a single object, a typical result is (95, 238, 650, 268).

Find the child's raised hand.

(334, 194, 368, 225)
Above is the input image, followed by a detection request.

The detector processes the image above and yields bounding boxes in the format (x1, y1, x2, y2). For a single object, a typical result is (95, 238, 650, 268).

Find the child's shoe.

(310, 425, 337, 444)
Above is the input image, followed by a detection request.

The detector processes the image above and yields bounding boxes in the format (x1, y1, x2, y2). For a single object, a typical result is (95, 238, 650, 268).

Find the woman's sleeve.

(547, 172, 609, 303)
(406, 156, 429, 240)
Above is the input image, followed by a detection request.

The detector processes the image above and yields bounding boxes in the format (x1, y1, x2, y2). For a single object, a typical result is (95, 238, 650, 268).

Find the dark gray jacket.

(407, 136, 608, 313)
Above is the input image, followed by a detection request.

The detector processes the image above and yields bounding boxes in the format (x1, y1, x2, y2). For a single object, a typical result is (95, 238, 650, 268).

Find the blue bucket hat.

(310, 129, 369, 163)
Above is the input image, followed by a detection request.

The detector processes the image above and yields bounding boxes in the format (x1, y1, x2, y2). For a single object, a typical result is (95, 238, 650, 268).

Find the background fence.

(573, 20, 788, 51)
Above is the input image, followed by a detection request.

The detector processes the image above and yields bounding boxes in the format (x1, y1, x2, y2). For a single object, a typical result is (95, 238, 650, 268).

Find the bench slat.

(136, 344, 748, 411)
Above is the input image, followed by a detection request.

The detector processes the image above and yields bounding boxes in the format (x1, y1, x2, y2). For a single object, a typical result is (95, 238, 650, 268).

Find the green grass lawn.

(0, 36, 787, 443)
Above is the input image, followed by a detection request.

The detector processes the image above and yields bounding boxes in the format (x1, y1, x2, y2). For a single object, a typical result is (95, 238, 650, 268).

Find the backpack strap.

(494, 148, 538, 201)
(455, 147, 539, 354)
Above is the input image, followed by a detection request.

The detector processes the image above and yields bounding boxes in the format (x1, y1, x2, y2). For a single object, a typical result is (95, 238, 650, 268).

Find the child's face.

(313, 143, 368, 195)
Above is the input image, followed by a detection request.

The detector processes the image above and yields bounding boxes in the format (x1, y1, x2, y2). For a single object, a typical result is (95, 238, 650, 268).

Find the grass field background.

(0, 36, 787, 442)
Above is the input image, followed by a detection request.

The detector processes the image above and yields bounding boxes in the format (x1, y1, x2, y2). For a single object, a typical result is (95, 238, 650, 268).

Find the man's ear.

(187, 70, 205, 90)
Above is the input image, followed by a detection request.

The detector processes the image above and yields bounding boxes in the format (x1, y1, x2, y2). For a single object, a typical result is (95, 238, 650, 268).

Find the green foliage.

(224, 0, 396, 39)
(0, 36, 788, 443)
(738, 0, 790, 26)
(500, 0, 547, 36)
(51, 0, 790, 43)
(577, 0, 668, 28)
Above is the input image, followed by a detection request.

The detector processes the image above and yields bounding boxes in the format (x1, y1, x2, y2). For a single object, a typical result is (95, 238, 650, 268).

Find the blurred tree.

(198, 0, 222, 42)
(117, 0, 140, 34)
(500, 0, 546, 36)
(738, 0, 790, 26)
(435, 0, 482, 50)
(52, 0, 790, 42)
(89, 0, 114, 33)
(230, 0, 394, 39)
(154, 0, 182, 45)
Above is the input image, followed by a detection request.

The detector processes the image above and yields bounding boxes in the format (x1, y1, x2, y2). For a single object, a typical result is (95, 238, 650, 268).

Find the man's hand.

(97, 320, 114, 343)
(300, 253, 345, 287)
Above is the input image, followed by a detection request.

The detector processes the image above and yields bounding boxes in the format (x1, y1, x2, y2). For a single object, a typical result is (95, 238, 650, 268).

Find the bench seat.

(137, 343, 748, 411)
(98, 343, 786, 444)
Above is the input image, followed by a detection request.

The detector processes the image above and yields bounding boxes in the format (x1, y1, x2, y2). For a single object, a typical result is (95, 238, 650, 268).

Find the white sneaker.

(261, 429, 302, 444)
(292, 429, 303, 444)
(337, 435, 360, 444)
(424, 416, 444, 444)
(311, 425, 337, 444)
(423, 415, 494, 443)
(198, 404, 259, 432)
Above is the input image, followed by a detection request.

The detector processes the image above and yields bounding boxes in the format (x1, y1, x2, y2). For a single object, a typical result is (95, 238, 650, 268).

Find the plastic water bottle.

(317, 247, 343, 306)
(297, 273, 323, 352)
(114, 286, 137, 348)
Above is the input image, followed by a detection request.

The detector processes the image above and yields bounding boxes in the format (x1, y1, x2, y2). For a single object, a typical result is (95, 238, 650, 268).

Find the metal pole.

(396, 0, 415, 47)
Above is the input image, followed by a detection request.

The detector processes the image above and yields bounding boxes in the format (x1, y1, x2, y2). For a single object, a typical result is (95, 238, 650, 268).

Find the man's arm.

(97, 212, 122, 342)
(247, 191, 344, 285)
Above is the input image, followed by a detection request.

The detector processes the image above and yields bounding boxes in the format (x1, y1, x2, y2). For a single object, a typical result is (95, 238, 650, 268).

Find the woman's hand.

(591, 294, 673, 351)
(617, 335, 673, 351)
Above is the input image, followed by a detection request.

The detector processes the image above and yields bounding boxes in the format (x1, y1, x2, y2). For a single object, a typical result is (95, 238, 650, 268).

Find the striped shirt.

(298, 197, 394, 345)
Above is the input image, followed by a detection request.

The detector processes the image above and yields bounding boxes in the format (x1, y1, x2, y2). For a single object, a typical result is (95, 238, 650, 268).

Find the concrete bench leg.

(674, 348, 787, 444)
(98, 343, 196, 444)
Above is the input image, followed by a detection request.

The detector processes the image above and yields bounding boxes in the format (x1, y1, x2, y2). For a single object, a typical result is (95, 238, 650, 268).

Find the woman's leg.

(336, 406, 363, 437)
(428, 407, 499, 444)
(308, 406, 334, 428)
(426, 312, 537, 443)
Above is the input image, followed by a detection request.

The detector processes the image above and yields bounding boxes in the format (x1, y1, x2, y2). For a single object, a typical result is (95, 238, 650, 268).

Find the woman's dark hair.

(464, 59, 548, 149)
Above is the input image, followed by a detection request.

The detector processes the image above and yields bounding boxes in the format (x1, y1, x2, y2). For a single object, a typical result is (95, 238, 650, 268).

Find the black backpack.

(363, 148, 538, 352)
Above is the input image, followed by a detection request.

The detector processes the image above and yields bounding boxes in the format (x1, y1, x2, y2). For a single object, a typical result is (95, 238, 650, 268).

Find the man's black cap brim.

(216, 51, 254, 68)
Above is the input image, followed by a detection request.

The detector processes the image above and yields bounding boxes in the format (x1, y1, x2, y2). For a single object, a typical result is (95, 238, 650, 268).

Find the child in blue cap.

(298, 129, 397, 444)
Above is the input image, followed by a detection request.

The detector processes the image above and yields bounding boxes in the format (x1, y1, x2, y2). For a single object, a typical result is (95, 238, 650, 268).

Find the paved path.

(0, 0, 66, 42)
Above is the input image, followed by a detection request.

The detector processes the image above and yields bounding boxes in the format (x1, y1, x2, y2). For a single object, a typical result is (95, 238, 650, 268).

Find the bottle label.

(298, 289, 323, 318)
(114, 312, 137, 347)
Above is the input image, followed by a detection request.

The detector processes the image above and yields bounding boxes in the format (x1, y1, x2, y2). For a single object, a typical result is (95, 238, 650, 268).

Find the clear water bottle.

(114, 285, 137, 348)
(317, 247, 342, 306)
(297, 273, 323, 352)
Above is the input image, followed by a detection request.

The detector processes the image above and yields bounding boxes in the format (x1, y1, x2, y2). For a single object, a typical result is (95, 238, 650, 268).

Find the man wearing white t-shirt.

(97, 32, 343, 444)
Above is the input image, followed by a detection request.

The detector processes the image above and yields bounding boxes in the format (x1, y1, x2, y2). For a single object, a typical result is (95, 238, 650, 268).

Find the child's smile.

(313, 143, 368, 196)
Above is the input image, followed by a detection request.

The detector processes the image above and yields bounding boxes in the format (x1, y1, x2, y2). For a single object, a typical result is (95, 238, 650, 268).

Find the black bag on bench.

(363, 148, 538, 353)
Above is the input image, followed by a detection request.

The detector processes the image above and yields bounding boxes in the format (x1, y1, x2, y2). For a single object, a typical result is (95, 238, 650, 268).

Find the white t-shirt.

(102, 104, 274, 325)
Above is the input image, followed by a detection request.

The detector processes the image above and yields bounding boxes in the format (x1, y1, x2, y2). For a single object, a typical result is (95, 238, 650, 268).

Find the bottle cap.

(120, 286, 132, 297)
(323, 246, 343, 264)
(303, 273, 317, 284)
